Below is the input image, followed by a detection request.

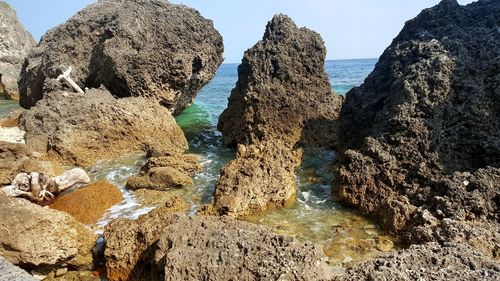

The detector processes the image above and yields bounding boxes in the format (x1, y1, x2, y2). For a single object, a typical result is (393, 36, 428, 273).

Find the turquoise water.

(0, 98, 19, 118)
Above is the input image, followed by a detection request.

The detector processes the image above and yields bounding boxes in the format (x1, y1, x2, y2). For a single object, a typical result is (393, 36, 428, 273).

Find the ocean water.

(1, 59, 388, 264)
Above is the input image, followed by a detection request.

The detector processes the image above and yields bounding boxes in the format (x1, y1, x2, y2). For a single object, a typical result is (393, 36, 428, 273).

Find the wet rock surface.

(50, 180, 123, 224)
(0, 1, 35, 100)
(19, 0, 223, 114)
(213, 14, 343, 217)
(105, 212, 332, 281)
(335, 0, 500, 252)
(0, 197, 96, 270)
(19, 88, 188, 167)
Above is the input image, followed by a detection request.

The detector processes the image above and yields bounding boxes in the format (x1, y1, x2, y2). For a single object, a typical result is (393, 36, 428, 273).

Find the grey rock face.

(334, 0, 500, 263)
(104, 212, 333, 281)
(0, 257, 36, 281)
(0, 1, 35, 100)
(212, 14, 343, 217)
(19, 0, 223, 114)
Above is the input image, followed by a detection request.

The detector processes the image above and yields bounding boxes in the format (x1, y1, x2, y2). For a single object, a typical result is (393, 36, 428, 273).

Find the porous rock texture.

(19, 88, 188, 167)
(213, 14, 343, 217)
(50, 180, 123, 224)
(0, 1, 35, 100)
(19, 0, 223, 115)
(0, 197, 96, 270)
(104, 212, 332, 281)
(126, 151, 200, 191)
(334, 243, 499, 280)
(332, 0, 500, 277)
(0, 256, 36, 281)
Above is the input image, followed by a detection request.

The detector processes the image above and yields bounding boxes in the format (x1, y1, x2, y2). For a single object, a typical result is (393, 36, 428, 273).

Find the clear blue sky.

(6, 0, 475, 63)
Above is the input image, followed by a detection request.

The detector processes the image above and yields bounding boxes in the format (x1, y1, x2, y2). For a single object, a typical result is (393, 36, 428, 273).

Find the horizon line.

(222, 57, 378, 65)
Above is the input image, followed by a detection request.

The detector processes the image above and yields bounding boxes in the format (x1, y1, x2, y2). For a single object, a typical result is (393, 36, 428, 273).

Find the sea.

(1, 58, 391, 264)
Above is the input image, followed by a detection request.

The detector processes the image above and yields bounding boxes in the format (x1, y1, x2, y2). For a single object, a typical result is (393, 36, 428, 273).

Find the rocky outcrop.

(334, 0, 500, 261)
(334, 243, 500, 280)
(0, 1, 35, 100)
(0, 197, 96, 270)
(19, 0, 223, 114)
(19, 88, 188, 167)
(0, 256, 36, 281)
(50, 181, 123, 224)
(104, 212, 332, 281)
(212, 15, 343, 217)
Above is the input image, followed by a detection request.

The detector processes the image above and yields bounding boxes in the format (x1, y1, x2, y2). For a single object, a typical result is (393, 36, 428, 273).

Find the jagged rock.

(19, 88, 188, 167)
(104, 201, 188, 281)
(0, 256, 36, 281)
(0, 1, 35, 100)
(218, 14, 342, 148)
(0, 197, 96, 269)
(50, 180, 123, 224)
(334, 243, 500, 281)
(333, 0, 500, 264)
(19, 0, 223, 114)
(212, 14, 343, 217)
(210, 141, 302, 217)
(104, 212, 332, 281)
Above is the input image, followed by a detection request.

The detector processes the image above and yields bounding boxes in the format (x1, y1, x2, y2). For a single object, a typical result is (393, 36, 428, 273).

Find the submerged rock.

(104, 212, 332, 281)
(50, 180, 123, 224)
(0, 1, 36, 100)
(19, 88, 188, 167)
(213, 14, 343, 217)
(19, 0, 223, 114)
(0, 197, 96, 270)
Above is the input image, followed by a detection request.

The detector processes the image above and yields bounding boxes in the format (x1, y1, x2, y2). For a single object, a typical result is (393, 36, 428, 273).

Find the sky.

(6, 0, 476, 63)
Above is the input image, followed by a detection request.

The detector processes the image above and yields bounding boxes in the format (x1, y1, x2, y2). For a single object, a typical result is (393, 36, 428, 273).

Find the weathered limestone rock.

(104, 200, 188, 281)
(126, 148, 201, 191)
(50, 181, 123, 224)
(104, 212, 333, 281)
(213, 14, 343, 217)
(19, 88, 188, 167)
(334, 0, 500, 256)
(0, 256, 36, 281)
(210, 141, 302, 217)
(134, 189, 187, 208)
(0, 1, 35, 100)
(0, 197, 96, 269)
(19, 0, 223, 115)
(334, 243, 500, 281)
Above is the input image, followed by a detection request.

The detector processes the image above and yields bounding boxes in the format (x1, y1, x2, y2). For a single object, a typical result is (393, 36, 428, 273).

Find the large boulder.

(19, 0, 223, 115)
(104, 211, 332, 281)
(335, 0, 500, 257)
(19, 88, 188, 167)
(212, 14, 343, 217)
(218, 14, 343, 148)
(0, 197, 96, 270)
(0, 1, 35, 100)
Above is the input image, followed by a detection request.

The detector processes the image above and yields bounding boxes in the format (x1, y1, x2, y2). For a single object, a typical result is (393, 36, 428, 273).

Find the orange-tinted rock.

(50, 181, 123, 224)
